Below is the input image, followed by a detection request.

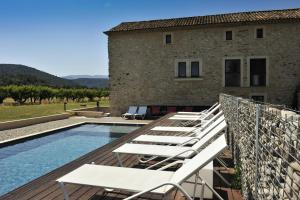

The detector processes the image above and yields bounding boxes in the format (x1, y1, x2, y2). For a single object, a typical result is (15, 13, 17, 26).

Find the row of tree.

(0, 85, 109, 104)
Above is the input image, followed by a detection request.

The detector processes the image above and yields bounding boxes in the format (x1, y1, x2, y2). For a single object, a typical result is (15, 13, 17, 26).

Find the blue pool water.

(0, 124, 139, 196)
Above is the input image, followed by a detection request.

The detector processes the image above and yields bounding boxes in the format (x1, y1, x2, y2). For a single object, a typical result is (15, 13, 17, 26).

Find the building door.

(250, 58, 266, 87)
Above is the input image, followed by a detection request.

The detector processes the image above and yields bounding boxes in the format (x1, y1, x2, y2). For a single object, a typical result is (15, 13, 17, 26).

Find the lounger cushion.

(172, 114, 203, 118)
(133, 135, 194, 145)
(169, 116, 202, 120)
(151, 126, 196, 132)
(177, 111, 203, 115)
(113, 143, 195, 158)
(57, 164, 174, 194)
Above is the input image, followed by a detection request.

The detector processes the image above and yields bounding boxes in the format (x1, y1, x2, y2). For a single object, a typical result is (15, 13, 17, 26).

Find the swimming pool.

(0, 123, 140, 196)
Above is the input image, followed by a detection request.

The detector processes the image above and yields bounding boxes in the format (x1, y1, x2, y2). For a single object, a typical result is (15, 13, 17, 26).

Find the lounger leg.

(196, 174, 224, 200)
(213, 168, 231, 186)
(59, 182, 69, 200)
(115, 153, 123, 167)
(192, 172, 199, 199)
(200, 180, 205, 200)
(216, 157, 229, 169)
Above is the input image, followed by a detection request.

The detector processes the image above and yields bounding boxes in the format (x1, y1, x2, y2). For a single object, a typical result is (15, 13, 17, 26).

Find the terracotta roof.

(105, 8, 300, 34)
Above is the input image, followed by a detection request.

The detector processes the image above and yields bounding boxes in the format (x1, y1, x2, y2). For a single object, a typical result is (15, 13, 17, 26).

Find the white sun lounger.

(122, 106, 137, 119)
(177, 102, 218, 115)
(169, 116, 202, 120)
(171, 115, 203, 118)
(134, 106, 147, 119)
(151, 126, 197, 132)
(114, 122, 226, 166)
(133, 118, 226, 145)
(57, 134, 227, 200)
(169, 104, 220, 120)
(151, 111, 223, 134)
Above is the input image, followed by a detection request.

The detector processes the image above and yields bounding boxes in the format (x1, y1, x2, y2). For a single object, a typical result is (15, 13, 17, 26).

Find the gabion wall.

(220, 94, 300, 200)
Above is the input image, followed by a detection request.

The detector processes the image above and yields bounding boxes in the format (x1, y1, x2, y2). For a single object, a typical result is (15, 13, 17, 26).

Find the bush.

(232, 162, 242, 189)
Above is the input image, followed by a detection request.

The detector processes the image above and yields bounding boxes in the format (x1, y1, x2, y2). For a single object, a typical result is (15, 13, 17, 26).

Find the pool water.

(0, 124, 139, 196)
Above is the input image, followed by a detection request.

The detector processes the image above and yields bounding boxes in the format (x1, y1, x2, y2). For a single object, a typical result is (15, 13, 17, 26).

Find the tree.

(38, 86, 53, 104)
(85, 89, 97, 101)
(7, 85, 31, 103)
(0, 86, 8, 104)
(28, 85, 39, 103)
(101, 89, 109, 97)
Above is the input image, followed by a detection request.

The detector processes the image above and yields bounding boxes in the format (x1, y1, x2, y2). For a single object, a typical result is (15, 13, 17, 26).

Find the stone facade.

(107, 22, 300, 116)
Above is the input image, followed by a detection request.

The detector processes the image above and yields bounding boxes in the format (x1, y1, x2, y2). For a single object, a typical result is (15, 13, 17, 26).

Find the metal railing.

(220, 93, 300, 200)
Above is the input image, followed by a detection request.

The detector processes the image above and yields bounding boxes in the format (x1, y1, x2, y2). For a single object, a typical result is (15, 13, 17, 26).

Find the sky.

(0, 0, 299, 77)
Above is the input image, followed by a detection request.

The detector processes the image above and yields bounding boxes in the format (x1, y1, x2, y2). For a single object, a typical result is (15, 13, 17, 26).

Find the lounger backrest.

(200, 111, 223, 130)
(194, 114, 224, 137)
(137, 106, 147, 115)
(202, 104, 220, 120)
(128, 106, 138, 114)
(205, 102, 218, 113)
(191, 120, 227, 151)
(169, 134, 227, 185)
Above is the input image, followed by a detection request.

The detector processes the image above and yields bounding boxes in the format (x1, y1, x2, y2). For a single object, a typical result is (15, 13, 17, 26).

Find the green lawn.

(0, 100, 109, 122)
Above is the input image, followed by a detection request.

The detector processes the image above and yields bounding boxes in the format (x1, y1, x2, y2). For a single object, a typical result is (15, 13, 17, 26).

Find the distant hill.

(63, 75, 109, 88)
(71, 78, 108, 88)
(63, 75, 108, 79)
(0, 64, 78, 87)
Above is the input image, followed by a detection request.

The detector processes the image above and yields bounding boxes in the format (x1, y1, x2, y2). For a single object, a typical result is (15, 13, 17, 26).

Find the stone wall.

(0, 113, 71, 131)
(220, 93, 300, 199)
(108, 22, 300, 116)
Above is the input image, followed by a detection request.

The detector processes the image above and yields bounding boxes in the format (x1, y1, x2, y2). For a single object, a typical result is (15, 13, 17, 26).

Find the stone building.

(105, 8, 300, 116)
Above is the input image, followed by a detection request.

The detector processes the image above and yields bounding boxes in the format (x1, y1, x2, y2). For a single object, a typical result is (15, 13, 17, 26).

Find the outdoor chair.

(134, 106, 147, 119)
(177, 102, 218, 115)
(57, 134, 227, 200)
(122, 106, 138, 119)
(169, 104, 220, 120)
(151, 111, 223, 133)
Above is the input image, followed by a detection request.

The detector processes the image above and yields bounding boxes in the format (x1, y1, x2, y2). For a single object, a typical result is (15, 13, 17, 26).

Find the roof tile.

(105, 8, 300, 33)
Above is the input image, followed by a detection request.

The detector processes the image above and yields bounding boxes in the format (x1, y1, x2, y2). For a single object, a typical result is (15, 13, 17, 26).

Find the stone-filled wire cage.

(219, 93, 300, 200)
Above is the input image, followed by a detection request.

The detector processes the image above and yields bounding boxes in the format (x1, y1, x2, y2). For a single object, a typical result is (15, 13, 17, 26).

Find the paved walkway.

(0, 117, 152, 143)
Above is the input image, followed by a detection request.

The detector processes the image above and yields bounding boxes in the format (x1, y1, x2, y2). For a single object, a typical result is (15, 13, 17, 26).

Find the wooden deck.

(0, 114, 242, 200)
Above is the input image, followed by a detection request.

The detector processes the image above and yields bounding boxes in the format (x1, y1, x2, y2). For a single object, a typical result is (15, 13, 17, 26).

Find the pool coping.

(0, 120, 147, 147)
(0, 113, 72, 131)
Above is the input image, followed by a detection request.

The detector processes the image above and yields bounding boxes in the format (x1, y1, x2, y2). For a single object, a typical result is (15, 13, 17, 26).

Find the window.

(165, 34, 172, 44)
(178, 62, 186, 77)
(225, 31, 233, 40)
(251, 95, 265, 102)
(256, 28, 264, 38)
(224, 59, 241, 87)
(250, 58, 266, 87)
(175, 59, 202, 79)
(191, 61, 200, 77)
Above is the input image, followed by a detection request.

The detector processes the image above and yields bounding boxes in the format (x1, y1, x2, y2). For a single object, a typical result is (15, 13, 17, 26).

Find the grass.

(0, 100, 109, 122)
